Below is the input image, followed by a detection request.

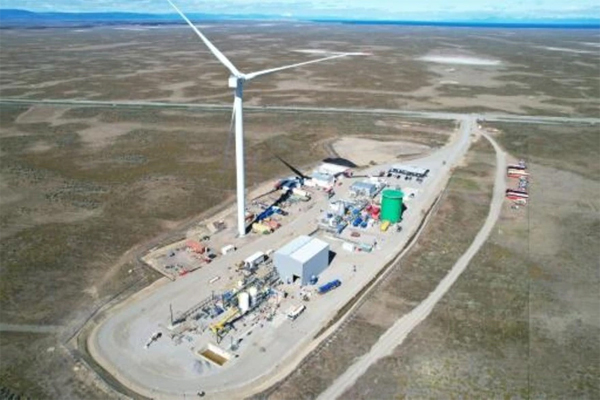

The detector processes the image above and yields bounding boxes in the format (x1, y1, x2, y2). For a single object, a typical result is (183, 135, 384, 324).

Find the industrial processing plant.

(90, 117, 472, 398)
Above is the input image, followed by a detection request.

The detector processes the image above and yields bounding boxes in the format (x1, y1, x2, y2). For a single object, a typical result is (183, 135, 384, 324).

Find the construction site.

(90, 116, 472, 398)
(87, 7, 475, 394)
(3, 1, 598, 398)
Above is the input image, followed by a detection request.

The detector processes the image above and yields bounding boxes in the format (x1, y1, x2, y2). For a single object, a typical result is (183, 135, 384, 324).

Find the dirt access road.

(317, 132, 507, 400)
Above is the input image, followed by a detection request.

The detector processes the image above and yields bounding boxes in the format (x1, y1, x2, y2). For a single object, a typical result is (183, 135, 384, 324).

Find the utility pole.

(170, 304, 174, 325)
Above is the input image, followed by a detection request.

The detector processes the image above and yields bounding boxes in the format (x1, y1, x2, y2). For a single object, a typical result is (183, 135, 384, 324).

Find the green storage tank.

(381, 189, 404, 223)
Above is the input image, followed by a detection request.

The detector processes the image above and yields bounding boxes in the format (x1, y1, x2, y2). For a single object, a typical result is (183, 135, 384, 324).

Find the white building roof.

(275, 235, 329, 264)
(292, 238, 329, 264)
(276, 235, 312, 257)
(391, 164, 429, 175)
(311, 172, 334, 183)
(317, 163, 350, 176)
(351, 181, 377, 191)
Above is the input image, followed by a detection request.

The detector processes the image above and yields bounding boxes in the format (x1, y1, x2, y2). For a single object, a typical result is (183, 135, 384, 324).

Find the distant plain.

(1, 24, 599, 115)
(0, 22, 598, 399)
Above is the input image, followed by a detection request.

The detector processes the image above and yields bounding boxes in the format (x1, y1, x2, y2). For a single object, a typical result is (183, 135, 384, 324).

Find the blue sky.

(2, 0, 599, 20)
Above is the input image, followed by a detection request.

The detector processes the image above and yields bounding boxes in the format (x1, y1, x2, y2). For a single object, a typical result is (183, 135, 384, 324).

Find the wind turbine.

(168, 0, 364, 237)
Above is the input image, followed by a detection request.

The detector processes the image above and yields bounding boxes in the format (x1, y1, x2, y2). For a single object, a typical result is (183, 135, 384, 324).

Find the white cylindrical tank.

(238, 292, 250, 314)
(248, 287, 258, 306)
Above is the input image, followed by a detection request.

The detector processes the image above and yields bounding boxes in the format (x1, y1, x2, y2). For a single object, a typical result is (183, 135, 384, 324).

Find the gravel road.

(317, 132, 507, 400)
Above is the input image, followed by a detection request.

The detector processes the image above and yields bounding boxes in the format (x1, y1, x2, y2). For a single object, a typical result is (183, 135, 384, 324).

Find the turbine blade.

(244, 53, 352, 81)
(167, 0, 241, 77)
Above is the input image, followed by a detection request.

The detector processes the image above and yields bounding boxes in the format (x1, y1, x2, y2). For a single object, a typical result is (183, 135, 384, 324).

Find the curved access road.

(317, 132, 507, 400)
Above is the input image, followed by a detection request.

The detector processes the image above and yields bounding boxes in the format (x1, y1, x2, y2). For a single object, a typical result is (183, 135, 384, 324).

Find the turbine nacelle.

(168, 0, 362, 237)
(228, 75, 245, 89)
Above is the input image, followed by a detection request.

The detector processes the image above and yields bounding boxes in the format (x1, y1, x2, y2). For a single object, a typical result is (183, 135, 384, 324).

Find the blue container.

(318, 279, 342, 294)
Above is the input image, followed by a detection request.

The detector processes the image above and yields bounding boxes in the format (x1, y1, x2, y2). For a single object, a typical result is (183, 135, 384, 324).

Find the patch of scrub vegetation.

(487, 122, 600, 180)
(0, 106, 29, 125)
(343, 158, 599, 399)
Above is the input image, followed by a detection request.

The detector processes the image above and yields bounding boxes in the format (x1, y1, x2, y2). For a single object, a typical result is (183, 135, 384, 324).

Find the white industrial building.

(389, 164, 430, 178)
(349, 181, 378, 197)
(274, 236, 330, 285)
(306, 172, 335, 189)
(316, 162, 351, 177)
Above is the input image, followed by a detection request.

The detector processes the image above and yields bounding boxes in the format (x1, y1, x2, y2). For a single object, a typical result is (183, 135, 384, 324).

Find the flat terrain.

(88, 119, 470, 399)
(0, 105, 451, 397)
(1, 25, 599, 116)
(328, 125, 600, 399)
(0, 23, 598, 399)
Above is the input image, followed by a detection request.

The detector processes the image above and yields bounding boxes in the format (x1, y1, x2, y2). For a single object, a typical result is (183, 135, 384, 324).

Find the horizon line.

(2, 8, 600, 25)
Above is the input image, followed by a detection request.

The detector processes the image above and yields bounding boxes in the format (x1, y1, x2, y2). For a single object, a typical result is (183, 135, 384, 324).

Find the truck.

(286, 304, 306, 320)
(317, 279, 341, 295)
(221, 244, 236, 255)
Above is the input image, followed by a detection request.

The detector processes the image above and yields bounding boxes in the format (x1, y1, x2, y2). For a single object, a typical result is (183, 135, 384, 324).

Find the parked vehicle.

(318, 279, 342, 294)
(286, 304, 306, 320)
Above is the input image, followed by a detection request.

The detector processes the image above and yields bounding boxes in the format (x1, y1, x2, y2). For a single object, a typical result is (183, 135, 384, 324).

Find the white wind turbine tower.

(168, 0, 364, 237)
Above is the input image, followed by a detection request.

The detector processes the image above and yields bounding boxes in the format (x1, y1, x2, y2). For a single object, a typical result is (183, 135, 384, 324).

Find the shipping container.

(244, 252, 266, 269)
(318, 279, 341, 294)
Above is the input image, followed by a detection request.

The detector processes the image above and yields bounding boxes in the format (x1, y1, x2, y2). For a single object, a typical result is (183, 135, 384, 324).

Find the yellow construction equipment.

(252, 222, 272, 234)
(380, 220, 390, 232)
(210, 307, 240, 335)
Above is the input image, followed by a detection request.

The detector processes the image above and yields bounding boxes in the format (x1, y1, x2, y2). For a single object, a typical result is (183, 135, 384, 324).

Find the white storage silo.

(247, 286, 258, 307)
(238, 292, 250, 314)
